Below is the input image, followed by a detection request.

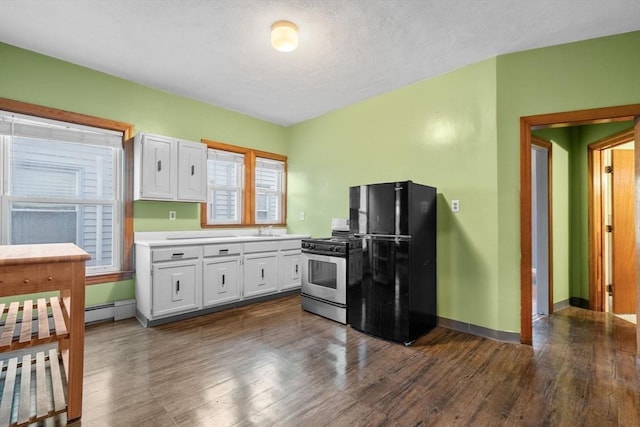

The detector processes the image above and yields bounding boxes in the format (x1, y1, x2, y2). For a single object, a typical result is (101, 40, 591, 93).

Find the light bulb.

(271, 21, 298, 53)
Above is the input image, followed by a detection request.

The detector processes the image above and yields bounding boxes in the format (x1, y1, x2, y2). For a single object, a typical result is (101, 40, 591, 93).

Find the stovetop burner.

(301, 234, 362, 255)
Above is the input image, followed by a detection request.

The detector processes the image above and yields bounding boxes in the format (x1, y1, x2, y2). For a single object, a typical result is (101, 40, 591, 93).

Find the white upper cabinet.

(137, 133, 177, 200)
(134, 132, 206, 202)
(177, 141, 207, 201)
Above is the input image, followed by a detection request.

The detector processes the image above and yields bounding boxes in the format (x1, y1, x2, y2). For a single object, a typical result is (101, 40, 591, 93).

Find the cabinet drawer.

(0, 263, 73, 293)
(244, 241, 279, 254)
(203, 243, 242, 257)
(279, 240, 301, 251)
(152, 247, 200, 262)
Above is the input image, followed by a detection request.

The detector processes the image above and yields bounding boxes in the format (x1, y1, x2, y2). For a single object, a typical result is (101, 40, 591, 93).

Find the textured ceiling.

(1, 0, 639, 126)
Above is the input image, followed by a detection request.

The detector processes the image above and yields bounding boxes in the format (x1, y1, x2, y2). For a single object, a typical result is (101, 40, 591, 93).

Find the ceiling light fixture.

(271, 20, 298, 53)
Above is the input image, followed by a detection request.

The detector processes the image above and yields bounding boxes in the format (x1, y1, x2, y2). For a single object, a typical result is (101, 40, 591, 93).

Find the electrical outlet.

(299, 211, 305, 220)
(451, 200, 460, 213)
(169, 211, 176, 220)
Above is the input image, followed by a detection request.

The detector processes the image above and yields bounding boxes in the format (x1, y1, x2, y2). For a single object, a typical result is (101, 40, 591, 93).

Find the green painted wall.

(496, 31, 640, 331)
(288, 58, 502, 330)
(0, 42, 288, 305)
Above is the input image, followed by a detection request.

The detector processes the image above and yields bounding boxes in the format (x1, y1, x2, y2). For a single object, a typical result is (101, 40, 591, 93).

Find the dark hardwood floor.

(34, 295, 640, 426)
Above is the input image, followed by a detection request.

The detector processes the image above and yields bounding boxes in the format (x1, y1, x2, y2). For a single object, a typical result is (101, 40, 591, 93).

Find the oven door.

(301, 252, 347, 305)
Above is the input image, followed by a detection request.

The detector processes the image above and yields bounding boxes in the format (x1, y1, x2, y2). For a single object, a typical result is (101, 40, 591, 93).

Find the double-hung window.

(207, 149, 245, 224)
(255, 157, 285, 223)
(0, 110, 124, 274)
(202, 139, 287, 226)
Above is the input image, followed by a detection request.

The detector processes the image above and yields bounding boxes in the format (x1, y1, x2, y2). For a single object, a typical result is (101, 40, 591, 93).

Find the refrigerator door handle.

(354, 233, 412, 240)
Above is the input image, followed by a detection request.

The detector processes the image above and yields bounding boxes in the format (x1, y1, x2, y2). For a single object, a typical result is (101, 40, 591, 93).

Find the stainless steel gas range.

(301, 231, 362, 324)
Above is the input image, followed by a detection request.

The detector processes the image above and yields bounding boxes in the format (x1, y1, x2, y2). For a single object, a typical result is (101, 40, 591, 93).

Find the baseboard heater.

(84, 299, 137, 324)
(0, 299, 137, 339)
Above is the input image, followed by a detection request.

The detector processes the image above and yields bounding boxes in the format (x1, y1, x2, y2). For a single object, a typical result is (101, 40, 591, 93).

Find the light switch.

(451, 200, 460, 213)
(169, 211, 176, 220)
(299, 211, 305, 220)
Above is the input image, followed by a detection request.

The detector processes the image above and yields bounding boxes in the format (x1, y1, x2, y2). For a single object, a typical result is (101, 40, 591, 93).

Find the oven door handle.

(354, 233, 411, 241)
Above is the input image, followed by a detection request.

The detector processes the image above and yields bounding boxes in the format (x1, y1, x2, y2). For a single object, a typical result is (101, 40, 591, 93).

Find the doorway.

(531, 137, 552, 320)
(588, 128, 636, 322)
(519, 104, 640, 354)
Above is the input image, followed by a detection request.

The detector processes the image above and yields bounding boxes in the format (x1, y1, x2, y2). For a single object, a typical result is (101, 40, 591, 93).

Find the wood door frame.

(588, 128, 635, 312)
(531, 136, 554, 316)
(520, 104, 640, 349)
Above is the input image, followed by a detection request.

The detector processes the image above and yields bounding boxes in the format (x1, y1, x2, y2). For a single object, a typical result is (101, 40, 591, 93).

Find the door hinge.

(604, 166, 613, 173)
(607, 284, 613, 293)
(606, 225, 613, 232)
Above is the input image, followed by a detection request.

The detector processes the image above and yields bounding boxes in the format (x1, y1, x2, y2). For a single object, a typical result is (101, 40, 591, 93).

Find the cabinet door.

(203, 256, 240, 306)
(152, 260, 199, 317)
(177, 141, 207, 201)
(244, 253, 278, 297)
(280, 250, 301, 291)
(141, 135, 176, 200)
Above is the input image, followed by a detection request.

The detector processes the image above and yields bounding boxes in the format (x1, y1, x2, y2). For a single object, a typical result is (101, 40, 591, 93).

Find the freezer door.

(349, 182, 409, 235)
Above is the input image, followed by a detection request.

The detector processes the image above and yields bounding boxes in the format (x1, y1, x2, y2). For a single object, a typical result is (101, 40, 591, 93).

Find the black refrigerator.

(348, 181, 437, 344)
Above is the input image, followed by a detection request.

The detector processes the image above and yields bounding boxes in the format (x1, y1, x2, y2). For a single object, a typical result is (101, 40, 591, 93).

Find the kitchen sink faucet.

(258, 225, 273, 236)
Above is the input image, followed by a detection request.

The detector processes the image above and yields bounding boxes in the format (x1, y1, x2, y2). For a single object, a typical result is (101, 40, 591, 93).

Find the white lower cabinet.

(135, 238, 303, 326)
(279, 250, 301, 291)
(203, 256, 241, 306)
(152, 259, 200, 317)
(244, 252, 278, 297)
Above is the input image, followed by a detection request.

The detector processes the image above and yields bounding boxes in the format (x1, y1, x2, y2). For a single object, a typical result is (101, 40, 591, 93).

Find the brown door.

(611, 149, 636, 314)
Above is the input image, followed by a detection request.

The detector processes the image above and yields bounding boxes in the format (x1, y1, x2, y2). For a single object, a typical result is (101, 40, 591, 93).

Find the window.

(201, 140, 287, 226)
(207, 149, 244, 224)
(0, 108, 127, 276)
(255, 157, 284, 223)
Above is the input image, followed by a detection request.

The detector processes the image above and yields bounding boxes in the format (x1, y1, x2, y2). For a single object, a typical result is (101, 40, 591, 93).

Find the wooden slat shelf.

(0, 349, 67, 426)
(0, 297, 69, 352)
(0, 243, 89, 424)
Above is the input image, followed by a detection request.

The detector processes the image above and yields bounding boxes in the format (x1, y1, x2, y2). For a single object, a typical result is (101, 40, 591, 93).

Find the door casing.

(519, 104, 640, 354)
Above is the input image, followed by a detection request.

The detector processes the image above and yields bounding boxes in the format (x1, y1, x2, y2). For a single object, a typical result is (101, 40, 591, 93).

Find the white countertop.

(134, 230, 310, 247)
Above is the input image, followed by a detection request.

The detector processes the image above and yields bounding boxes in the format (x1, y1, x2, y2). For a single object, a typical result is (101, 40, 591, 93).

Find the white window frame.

(206, 149, 245, 225)
(0, 111, 124, 275)
(255, 157, 285, 224)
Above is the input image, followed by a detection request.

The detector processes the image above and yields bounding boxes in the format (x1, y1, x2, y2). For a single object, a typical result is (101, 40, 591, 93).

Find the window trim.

(201, 139, 287, 227)
(0, 97, 135, 284)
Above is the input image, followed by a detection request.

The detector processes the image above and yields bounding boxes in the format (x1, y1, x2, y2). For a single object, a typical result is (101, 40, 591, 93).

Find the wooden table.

(0, 243, 90, 425)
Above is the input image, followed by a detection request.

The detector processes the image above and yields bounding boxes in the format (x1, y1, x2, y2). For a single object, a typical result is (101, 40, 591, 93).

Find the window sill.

(200, 222, 286, 228)
(86, 271, 134, 285)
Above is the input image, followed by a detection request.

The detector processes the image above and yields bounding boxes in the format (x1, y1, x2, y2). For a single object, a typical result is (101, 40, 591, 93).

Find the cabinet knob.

(48, 276, 54, 281)
(23, 278, 30, 284)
